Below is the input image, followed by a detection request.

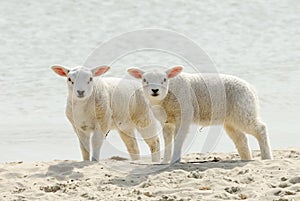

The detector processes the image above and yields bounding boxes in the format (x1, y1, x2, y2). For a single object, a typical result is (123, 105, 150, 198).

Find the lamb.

(128, 66, 273, 163)
(51, 65, 160, 162)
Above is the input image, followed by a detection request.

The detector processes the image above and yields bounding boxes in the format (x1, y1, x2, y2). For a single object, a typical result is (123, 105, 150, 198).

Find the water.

(0, 0, 299, 162)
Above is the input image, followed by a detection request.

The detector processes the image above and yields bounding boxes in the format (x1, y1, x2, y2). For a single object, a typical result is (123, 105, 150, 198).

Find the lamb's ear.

(127, 67, 145, 79)
(166, 66, 183, 78)
(92, 65, 110, 77)
(51, 65, 70, 77)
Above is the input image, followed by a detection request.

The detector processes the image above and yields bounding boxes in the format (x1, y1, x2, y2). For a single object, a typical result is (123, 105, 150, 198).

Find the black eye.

(68, 78, 74, 84)
(143, 78, 146, 82)
(163, 78, 167, 82)
(90, 77, 93, 82)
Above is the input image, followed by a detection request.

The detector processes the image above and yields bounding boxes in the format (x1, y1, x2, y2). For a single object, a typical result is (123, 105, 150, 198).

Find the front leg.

(77, 131, 91, 161)
(67, 113, 91, 161)
(171, 122, 191, 164)
(91, 128, 105, 161)
(162, 123, 175, 164)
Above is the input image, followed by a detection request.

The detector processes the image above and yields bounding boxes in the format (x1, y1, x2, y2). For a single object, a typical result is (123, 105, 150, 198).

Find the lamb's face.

(67, 68, 94, 100)
(127, 66, 183, 103)
(141, 71, 169, 101)
(51, 65, 110, 101)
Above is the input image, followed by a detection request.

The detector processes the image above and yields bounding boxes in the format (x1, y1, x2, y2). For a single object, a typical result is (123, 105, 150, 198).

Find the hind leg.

(224, 124, 252, 160)
(137, 122, 161, 162)
(245, 121, 273, 160)
(118, 129, 140, 160)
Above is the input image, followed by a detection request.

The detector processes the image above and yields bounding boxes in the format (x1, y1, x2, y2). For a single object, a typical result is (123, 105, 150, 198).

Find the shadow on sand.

(30, 160, 95, 181)
(110, 159, 251, 187)
(28, 157, 250, 187)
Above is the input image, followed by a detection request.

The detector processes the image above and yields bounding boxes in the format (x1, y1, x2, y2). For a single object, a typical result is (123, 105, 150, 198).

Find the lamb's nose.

(77, 90, 85, 96)
(152, 89, 159, 93)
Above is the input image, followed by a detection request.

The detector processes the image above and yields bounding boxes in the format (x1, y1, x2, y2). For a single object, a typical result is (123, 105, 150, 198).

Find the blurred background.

(0, 0, 299, 162)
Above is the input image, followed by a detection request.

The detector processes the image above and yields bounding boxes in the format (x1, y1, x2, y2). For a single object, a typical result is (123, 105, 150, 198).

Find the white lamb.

(51, 65, 160, 162)
(128, 66, 273, 163)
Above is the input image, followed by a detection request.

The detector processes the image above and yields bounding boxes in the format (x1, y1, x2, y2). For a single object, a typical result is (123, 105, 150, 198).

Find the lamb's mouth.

(151, 93, 159, 97)
(77, 95, 85, 98)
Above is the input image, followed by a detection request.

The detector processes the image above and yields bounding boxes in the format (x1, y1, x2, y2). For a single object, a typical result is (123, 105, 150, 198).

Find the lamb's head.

(51, 65, 110, 100)
(127, 66, 183, 102)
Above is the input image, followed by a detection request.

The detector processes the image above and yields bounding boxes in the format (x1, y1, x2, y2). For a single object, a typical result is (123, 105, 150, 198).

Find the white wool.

(128, 67, 273, 163)
(52, 65, 160, 162)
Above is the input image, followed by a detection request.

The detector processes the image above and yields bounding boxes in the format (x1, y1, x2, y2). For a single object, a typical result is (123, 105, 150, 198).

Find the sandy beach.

(0, 0, 299, 200)
(1, 149, 299, 201)
(0, 0, 299, 163)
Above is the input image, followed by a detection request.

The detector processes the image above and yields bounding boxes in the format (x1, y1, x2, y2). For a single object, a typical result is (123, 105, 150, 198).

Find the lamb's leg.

(91, 129, 104, 161)
(245, 121, 273, 160)
(118, 129, 140, 160)
(162, 123, 175, 164)
(224, 124, 252, 160)
(171, 123, 190, 164)
(137, 124, 161, 163)
(77, 132, 91, 161)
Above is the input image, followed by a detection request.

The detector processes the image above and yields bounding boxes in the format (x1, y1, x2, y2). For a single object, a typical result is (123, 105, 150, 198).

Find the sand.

(0, 149, 299, 201)
(0, 1, 299, 200)
(0, 0, 300, 162)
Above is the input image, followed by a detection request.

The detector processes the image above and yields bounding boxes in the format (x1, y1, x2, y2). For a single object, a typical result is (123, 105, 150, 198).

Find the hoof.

(91, 157, 99, 162)
(160, 160, 170, 165)
(170, 158, 181, 164)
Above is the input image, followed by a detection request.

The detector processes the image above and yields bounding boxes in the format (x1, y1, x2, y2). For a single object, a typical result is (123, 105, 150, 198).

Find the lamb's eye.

(68, 77, 74, 84)
(143, 78, 146, 82)
(90, 77, 93, 82)
(163, 78, 167, 82)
